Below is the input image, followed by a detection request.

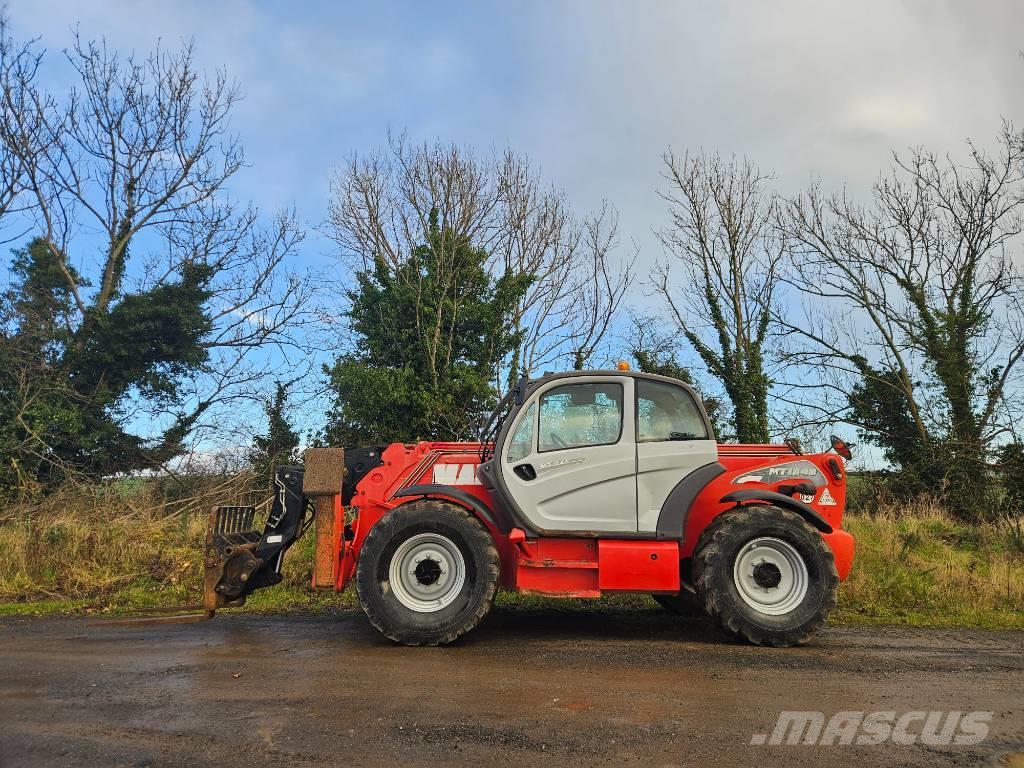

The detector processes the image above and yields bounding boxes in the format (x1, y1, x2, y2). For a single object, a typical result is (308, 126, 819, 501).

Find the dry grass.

(0, 475, 342, 615)
(1, 483, 1022, 628)
(836, 498, 1024, 629)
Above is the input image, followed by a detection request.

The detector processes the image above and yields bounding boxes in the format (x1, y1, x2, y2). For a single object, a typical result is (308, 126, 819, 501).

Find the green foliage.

(682, 285, 771, 443)
(848, 362, 998, 520)
(247, 381, 301, 487)
(996, 442, 1024, 514)
(0, 238, 213, 494)
(848, 364, 927, 470)
(70, 262, 212, 403)
(7, 239, 83, 349)
(324, 213, 529, 445)
(847, 364, 947, 502)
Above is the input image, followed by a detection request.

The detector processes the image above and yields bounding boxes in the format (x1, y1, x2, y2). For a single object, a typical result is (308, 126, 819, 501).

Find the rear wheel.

(356, 499, 499, 646)
(694, 505, 838, 647)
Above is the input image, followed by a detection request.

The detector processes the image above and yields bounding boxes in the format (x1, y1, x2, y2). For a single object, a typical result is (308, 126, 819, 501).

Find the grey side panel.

(655, 461, 727, 541)
(718, 489, 834, 533)
(391, 484, 502, 531)
(475, 463, 529, 534)
(479, 461, 658, 540)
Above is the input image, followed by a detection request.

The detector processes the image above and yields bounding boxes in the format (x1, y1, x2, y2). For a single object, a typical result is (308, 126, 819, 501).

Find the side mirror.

(829, 434, 854, 460)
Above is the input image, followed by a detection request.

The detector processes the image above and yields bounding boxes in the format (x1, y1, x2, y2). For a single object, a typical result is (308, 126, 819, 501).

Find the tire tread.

(693, 504, 838, 647)
(356, 500, 499, 646)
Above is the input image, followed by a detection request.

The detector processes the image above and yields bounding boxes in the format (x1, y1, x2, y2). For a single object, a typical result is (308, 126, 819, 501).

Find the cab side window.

(636, 379, 708, 441)
(538, 382, 623, 452)
(506, 402, 536, 463)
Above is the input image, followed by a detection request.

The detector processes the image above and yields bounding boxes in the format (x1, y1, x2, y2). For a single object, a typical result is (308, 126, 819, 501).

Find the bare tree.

(327, 135, 631, 385)
(328, 134, 508, 404)
(566, 202, 633, 369)
(328, 132, 501, 273)
(0, 26, 314, 474)
(492, 150, 578, 386)
(654, 151, 780, 442)
(777, 123, 1024, 517)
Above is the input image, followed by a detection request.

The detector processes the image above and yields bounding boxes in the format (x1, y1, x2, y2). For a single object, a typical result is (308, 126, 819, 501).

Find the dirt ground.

(1, 607, 1022, 767)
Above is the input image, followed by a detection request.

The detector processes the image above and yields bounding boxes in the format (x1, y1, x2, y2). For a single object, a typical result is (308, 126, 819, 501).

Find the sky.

(7, 0, 1024, 454)
(13, 0, 1024, 259)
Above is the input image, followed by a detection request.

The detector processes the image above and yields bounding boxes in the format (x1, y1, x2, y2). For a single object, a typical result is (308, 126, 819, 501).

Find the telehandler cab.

(170, 368, 856, 647)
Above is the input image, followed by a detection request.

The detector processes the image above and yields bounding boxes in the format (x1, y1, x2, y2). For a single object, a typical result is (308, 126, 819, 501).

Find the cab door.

(634, 378, 719, 532)
(500, 376, 637, 532)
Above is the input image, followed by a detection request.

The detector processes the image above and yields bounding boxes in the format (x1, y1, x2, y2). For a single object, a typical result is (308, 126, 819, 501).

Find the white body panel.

(636, 439, 718, 531)
(499, 372, 717, 533)
(501, 375, 637, 532)
(522, 443, 638, 531)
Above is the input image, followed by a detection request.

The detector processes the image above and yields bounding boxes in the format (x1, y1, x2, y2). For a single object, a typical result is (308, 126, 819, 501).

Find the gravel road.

(1, 608, 1021, 767)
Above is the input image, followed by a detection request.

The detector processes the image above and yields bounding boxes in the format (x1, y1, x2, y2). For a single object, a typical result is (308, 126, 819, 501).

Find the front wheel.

(694, 505, 838, 647)
(356, 500, 499, 646)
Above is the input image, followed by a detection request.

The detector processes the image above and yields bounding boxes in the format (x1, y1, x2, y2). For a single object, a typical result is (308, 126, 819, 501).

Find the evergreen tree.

(248, 381, 301, 484)
(0, 238, 213, 492)
(0, 31, 310, 497)
(324, 212, 529, 446)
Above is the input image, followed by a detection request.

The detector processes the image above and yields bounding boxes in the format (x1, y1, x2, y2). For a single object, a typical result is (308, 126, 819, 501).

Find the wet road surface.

(1, 608, 1022, 767)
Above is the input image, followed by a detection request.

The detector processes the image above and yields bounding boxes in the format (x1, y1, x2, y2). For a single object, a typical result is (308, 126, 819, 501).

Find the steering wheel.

(547, 432, 569, 449)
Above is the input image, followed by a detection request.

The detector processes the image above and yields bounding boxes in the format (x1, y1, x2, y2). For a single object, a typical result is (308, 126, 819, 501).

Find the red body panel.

(822, 530, 856, 581)
(515, 538, 600, 597)
(331, 441, 855, 597)
(597, 540, 680, 592)
(682, 446, 848, 557)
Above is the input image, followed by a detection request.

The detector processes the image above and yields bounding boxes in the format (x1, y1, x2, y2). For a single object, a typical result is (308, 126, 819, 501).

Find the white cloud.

(835, 94, 934, 138)
(8, 0, 1024, 317)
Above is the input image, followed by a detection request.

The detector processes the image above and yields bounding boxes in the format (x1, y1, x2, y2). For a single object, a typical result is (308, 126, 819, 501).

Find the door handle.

(513, 464, 537, 481)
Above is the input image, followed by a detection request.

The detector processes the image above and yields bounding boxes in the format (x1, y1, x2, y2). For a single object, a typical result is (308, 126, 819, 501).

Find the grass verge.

(833, 500, 1024, 629)
(1, 486, 1022, 629)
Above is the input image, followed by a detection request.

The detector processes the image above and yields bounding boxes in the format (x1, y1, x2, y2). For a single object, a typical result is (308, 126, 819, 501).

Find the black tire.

(653, 591, 705, 616)
(356, 499, 499, 646)
(693, 504, 838, 647)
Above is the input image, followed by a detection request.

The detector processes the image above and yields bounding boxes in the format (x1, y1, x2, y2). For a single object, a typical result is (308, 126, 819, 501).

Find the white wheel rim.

(388, 533, 466, 613)
(732, 537, 809, 616)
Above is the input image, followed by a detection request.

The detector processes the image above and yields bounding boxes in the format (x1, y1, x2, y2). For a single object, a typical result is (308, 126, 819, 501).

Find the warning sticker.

(818, 488, 837, 506)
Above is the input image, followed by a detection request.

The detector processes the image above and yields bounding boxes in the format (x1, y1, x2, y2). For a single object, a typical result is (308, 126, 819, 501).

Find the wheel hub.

(752, 561, 783, 589)
(388, 533, 466, 613)
(414, 558, 442, 585)
(733, 537, 809, 616)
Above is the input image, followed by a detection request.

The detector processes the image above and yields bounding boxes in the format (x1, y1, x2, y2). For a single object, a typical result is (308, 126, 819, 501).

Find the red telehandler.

(176, 368, 855, 647)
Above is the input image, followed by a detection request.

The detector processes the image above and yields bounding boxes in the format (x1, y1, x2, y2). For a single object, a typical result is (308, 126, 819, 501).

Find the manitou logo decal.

(432, 463, 481, 486)
(818, 488, 837, 506)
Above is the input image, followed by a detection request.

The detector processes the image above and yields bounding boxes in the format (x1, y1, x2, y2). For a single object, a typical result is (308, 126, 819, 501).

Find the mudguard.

(718, 489, 834, 533)
(656, 462, 727, 540)
(392, 483, 503, 531)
